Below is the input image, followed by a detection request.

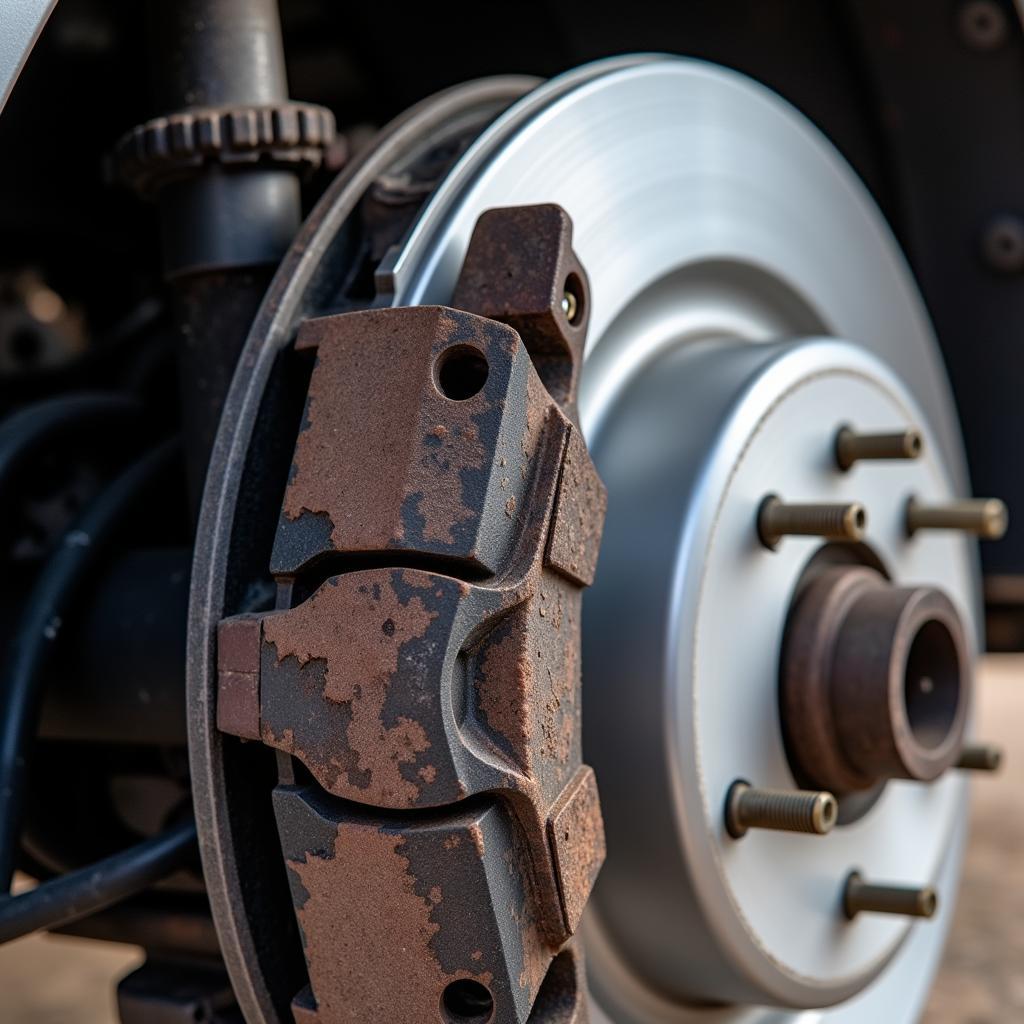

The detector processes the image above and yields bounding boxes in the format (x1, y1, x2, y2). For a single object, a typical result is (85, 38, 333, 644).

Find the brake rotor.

(386, 58, 978, 1022)
(191, 57, 982, 1023)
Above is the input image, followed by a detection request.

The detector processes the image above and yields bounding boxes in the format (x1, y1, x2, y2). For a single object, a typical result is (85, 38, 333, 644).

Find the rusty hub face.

(216, 206, 606, 1024)
(781, 567, 970, 798)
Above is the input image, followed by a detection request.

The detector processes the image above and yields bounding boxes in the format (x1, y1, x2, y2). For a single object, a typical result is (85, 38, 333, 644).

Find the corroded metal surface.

(275, 788, 541, 1023)
(214, 613, 262, 741)
(271, 304, 551, 576)
(545, 767, 605, 935)
(781, 566, 970, 797)
(115, 103, 337, 197)
(451, 204, 589, 416)
(216, 206, 605, 1023)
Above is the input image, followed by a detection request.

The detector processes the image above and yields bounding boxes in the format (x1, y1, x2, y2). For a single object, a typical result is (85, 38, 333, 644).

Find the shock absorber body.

(124, 0, 334, 509)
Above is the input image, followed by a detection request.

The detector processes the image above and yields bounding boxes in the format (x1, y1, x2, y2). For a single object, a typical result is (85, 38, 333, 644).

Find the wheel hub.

(583, 337, 974, 1011)
(388, 57, 981, 1020)
(782, 564, 970, 797)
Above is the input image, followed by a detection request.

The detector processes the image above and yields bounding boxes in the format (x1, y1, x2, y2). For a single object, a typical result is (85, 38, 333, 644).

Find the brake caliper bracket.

(217, 205, 606, 1023)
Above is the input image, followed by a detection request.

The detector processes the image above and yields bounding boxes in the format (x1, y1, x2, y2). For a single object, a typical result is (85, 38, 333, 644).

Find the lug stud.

(835, 425, 923, 471)
(956, 743, 1003, 771)
(843, 872, 937, 919)
(906, 496, 1008, 539)
(561, 288, 578, 323)
(725, 780, 838, 839)
(758, 495, 866, 549)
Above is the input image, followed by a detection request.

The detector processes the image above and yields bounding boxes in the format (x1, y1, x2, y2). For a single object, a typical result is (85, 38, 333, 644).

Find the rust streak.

(264, 575, 437, 805)
(289, 823, 491, 1023)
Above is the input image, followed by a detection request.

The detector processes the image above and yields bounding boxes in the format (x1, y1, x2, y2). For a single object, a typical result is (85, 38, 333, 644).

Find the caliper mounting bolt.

(835, 425, 923, 471)
(843, 872, 937, 920)
(758, 495, 866, 550)
(725, 780, 838, 839)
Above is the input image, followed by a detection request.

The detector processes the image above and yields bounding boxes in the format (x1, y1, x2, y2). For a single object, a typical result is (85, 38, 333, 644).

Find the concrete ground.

(920, 655, 1024, 1023)
(0, 659, 1020, 1022)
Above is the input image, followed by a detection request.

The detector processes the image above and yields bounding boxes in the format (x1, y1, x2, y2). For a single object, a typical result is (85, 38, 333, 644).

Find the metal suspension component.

(116, 0, 336, 512)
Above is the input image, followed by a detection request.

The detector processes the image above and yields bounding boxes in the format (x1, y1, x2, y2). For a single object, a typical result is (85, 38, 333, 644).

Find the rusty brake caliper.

(216, 205, 607, 1023)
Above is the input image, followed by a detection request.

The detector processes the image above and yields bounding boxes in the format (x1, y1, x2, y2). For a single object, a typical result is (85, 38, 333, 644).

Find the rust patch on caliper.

(217, 205, 604, 1024)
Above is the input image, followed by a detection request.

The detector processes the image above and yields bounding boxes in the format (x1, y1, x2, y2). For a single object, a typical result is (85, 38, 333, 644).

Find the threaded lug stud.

(835, 425, 923, 470)
(843, 872, 937, 919)
(956, 742, 1003, 771)
(757, 495, 866, 550)
(906, 496, 1008, 539)
(725, 780, 838, 839)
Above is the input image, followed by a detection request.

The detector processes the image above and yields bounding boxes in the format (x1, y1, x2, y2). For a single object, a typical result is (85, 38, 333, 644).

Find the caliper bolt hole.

(435, 345, 489, 401)
(441, 979, 495, 1023)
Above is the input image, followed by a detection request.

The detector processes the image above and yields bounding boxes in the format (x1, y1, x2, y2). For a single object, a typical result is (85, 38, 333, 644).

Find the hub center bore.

(781, 566, 970, 798)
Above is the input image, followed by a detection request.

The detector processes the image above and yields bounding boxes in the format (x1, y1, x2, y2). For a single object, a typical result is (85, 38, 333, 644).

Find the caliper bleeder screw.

(561, 288, 578, 323)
